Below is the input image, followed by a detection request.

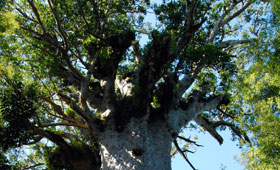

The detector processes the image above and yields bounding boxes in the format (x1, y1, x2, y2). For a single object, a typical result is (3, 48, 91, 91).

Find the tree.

(0, 0, 270, 169)
(231, 0, 280, 169)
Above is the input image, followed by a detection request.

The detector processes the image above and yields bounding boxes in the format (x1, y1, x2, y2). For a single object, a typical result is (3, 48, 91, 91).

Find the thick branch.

(209, 2, 237, 42)
(27, 136, 43, 145)
(46, 0, 85, 82)
(175, 69, 201, 103)
(15, 7, 37, 23)
(80, 81, 91, 112)
(87, 92, 103, 111)
(33, 128, 72, 152)
(216, 39, 256, 48)
(81, 52, 103, 112)
(222, 1, 252, 27)
(61, 51, 84, 82)
(41, 96, 87, 128)
(69, 46, 89, 69)
(27, 0, 46, 33)
(176, 75, 195, 101)
(59, 132, 81, 141)
(194, 115, 224, 145)
(39, 122, 88, 129)
(168, 91, 224, 133)
(41, 97, 66, 116)
(57, 94, 100, 138)
(194, 115, 251, 145)
(100, 76, 116, 117)
(212, 120, 251, 143)
(177, 0, 201, 49)
(57, 94, 101, 139)
(20, 25, 61, 50)
(136, 32, 174, 114)
(47, 0, 68, 50)
(19, 163, 44, 170)
(208, 1, 252, 42)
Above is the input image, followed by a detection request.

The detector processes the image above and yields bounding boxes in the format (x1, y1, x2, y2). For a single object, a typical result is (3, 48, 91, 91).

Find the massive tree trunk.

(93, 78, 227, 170)
(98, 117, 172, 170)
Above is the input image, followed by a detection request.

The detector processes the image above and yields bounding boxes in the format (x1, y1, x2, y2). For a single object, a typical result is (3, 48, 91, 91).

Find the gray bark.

(99, 118, 172, 170)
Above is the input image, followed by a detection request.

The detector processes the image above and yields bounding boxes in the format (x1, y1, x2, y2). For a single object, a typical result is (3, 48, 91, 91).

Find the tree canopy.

(232, 0, 280, 169)
(0, 0, 277, 169)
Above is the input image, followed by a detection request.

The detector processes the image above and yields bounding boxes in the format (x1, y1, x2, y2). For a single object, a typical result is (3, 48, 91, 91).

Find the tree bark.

(98, 118, 172, 170)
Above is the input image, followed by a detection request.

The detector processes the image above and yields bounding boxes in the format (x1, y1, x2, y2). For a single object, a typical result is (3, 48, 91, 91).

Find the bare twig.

(173, 139, 197, 170)
(177, 136, 203, 147)
(171, 148, 195, 157)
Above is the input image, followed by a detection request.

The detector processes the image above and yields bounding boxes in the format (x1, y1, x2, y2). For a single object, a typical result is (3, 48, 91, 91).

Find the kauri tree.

(0, 0, 271, 169)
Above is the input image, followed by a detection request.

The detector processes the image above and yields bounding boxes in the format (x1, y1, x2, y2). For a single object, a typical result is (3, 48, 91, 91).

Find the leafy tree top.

(0, 0, 272, 169)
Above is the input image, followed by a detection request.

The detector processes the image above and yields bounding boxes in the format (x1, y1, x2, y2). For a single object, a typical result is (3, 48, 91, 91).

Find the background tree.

(0, 0, 271, 170)
(231, 0, 280, 169)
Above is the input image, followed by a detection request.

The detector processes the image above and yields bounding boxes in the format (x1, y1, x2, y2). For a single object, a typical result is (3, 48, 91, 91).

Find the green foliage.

(43, 143, 100, 170)
(232, 1, 280, 169)
(0, 152, 14, 170)
(154, 1, 187, 30)
(0, 78, 39, 151)
(184, 43, 234, 71)
(0, 10, 19, 35)
(0, 0, 276, 169)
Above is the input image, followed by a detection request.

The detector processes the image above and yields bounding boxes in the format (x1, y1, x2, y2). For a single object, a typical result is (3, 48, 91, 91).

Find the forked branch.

(177, 136, 203, 147)
(173, 139, 197, 170)
(208, 1, 252, 42)
(194, 115, 251, 145)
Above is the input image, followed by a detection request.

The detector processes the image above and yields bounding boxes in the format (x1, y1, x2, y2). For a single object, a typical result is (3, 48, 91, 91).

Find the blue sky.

(171, 128, 244, 170)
